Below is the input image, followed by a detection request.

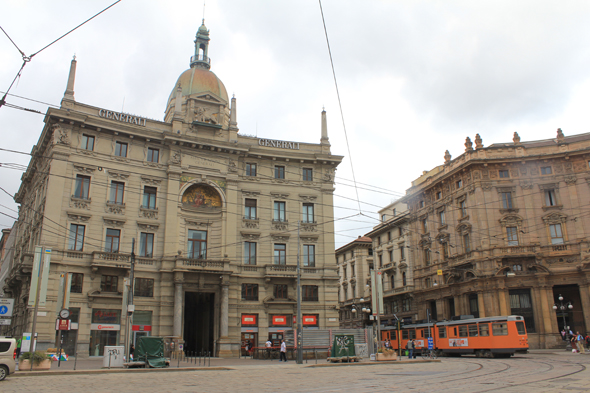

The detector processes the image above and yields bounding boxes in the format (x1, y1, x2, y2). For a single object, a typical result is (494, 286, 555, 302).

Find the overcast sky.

(1, 0, 590, 249)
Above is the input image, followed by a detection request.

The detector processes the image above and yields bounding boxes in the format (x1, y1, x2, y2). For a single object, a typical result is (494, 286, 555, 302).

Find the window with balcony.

(139, 232, 154, 257)
(463, 233, 471, 253)
(302, 168, 313, 181)
(115, 141, 128, 157)
(147, 147, 159, 163)
(540, 166, 552, 175)
(241, 284, 258, 300)
(245, 199, 257, 219)
(81, 134, 95, 151)
(109, 181, 125, 204)
(70, 273, 83, 293)
(143, 186, 157, 209)
(544, 189, 557, 206)
(246, 163, 257, 176)
(274, 244, 286, 265)
(460, 200, 467, 217)
(68, 224, 85, 251)
(506, 227, 518, 246)
(439, 211, 446, 226)
(422, 218, 428, 233)
(549, 224, 564, 244)
(74, 175, 91, 199)
(244, 242, 256, 265)
(274, 284, 288, 299)
(303, 244, 315, 267)
(456, 179, 463, 188)
(101, 275, 118, 292)
(134, 278, 154, 297)
(274, 165, 285, 179)
(188, 230, 207, 258)
(501, 192, 513, 209)
(302, 203, 314, 223)
(499, 170, 509, 178)
(302, 285, 319, 301)
(274, 201, 286, 222)
(105, 229, 120, 253)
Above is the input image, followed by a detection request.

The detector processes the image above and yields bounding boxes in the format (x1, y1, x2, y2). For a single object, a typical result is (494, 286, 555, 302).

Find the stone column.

(217, 279, 232, 358)
(173, 272, 184, 337)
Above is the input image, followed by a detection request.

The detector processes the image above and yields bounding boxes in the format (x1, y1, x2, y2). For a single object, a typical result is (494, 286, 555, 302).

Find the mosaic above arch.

(182, 184, 222, 209)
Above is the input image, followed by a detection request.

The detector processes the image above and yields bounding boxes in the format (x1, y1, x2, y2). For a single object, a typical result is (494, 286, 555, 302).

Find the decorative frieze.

(184, 218, 208, 228)
(241, 190, 260, 197)
(301, 223, 317, 232)
(108, 170, 130, 180)
(270, 192, 289, 200)
(300, 236, 318, 243)
(137, 222, 159, 231)
(105, 202, 125, 215)
(70, 196, 91, 210)
(242, 219, 259, 229)
(241, 232, 260, 240)
(141, 176, 161, 185)
(67, 213, 91, 222)
(73, 165, 95, 174)
(272, 220, 289, 231)
(271, 235, 290, 242)
(299, 194, 318, 201)
(140, 207, 158, 219)
(103, 218, 125, 227)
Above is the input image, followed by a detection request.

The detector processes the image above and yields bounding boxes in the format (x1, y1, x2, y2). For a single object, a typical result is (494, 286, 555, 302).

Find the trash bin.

(103, 346, 125, 368)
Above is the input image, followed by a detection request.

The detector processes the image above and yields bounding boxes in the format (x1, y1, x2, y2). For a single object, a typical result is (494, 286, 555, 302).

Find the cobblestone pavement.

(3, 353, 590, 392)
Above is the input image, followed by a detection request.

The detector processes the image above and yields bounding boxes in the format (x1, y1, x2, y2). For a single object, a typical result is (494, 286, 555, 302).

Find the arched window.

(181, 184, 222, 209)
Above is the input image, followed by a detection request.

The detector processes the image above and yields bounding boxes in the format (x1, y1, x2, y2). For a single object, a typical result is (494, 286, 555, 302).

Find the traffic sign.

(428, 337, 434, 350)
(0, 299, 14, 317)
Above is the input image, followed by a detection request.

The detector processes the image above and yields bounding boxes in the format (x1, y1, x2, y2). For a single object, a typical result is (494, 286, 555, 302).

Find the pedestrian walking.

(16, 337, 22, 360)
(406, 339, 414, 359)
(576, 332, 585, 354)
(279, 339, 287, 362)
(561, 329, 566, 341)
(585, 334, 590, 350)
(265, 339, 272, 359)
(130, 344, 135, 361)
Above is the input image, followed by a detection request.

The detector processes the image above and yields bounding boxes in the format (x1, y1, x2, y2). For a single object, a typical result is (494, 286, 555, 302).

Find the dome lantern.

(191, 19, 211, 70)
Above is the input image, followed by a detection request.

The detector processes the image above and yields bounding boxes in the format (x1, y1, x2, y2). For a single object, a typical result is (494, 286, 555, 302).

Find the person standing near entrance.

(16, 337, 22, 360)
(265, 339, 272, 359)
(279, 339, 287, 362)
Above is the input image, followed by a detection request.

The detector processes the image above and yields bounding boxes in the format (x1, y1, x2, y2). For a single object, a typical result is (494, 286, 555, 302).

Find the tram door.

(241, 333, 257, 356)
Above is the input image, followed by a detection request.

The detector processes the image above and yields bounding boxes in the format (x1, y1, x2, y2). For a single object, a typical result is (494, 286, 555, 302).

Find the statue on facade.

(474, 134, 483, 149)
(444, 150, 451, 164)
(169, 150, 181, 165)
(513, 132, 521, 144)
(51, 123, 70, 146)
(464, 137, 473, 152)
(195, 106, 218, 124)
(556, 128, 565, 142)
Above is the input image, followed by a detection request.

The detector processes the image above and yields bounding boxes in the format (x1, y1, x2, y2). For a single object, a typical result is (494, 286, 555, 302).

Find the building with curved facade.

(2, 22, 342, 357)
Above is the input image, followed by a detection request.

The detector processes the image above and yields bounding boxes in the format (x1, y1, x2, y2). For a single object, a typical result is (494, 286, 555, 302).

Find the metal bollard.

(199, 351, 201, 366)
(208, 351, 211, 367)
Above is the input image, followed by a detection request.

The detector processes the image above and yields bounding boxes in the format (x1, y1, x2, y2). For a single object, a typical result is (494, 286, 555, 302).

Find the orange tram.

(381, 315, 529, 358)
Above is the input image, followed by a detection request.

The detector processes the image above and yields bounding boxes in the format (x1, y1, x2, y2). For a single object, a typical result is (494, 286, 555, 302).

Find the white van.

(0, 337, 16, 381)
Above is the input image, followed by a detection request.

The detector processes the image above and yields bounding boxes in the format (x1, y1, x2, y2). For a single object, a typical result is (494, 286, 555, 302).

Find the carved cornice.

(299, 194, 318, 201)
(73, 165, 95, 174)
(271, 235, 290, 242)
(184, 218, 209, 228)
(67, 212, 91, 222)
(103, 218, 126, 227)
(241, 232, 260, 240)
(300, 236, 318, 243)
(108, 170, 130, 180)
(270, 192, 289, 200)
(242, 190, 261, 197)
(141, 176, 161, 185)
(137, 222, 159, 231)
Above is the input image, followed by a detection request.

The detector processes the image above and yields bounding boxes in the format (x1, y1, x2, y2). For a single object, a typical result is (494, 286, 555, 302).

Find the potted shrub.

(19, 351, 51, 371)
(376, 348, 397, 361)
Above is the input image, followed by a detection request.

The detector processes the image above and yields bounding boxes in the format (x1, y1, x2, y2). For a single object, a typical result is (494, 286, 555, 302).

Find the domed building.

(3, 22, 343, 358)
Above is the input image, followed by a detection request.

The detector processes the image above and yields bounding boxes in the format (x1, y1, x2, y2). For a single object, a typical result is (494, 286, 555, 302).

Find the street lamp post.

(552, 294, 573, 351)
(350, 297, 366, 328)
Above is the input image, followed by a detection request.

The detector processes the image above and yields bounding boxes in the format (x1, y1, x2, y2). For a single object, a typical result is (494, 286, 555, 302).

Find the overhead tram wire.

(318, 0, 362, 214)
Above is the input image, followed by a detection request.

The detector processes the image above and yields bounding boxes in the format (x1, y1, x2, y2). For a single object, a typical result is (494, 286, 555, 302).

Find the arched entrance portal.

(184, 292, 215, 355)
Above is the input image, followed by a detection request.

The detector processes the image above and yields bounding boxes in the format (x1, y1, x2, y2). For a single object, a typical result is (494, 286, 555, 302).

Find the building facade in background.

(402, 130, 590, 349)
(2, 22, 342, 357)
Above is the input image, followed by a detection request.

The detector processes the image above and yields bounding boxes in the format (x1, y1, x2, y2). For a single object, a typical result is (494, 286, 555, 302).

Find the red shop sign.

(241, 314, 257, 325)
(132, 325, 152, 332)
(303, 315, 317, 325)
(272, 316, 287, 326)
(55, 319, 71, 331)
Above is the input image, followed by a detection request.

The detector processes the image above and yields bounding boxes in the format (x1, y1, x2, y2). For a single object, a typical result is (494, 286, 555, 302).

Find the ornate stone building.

(2, 22, 342, 357)
(401, 130, 590, 349)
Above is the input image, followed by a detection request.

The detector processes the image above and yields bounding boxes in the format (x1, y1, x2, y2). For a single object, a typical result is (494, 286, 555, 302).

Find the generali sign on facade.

(98, 108, 147, 127)
(91, 323, 120, 331)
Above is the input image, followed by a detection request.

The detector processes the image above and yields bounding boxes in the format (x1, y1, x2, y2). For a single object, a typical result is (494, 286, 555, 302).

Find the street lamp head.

(568, 304, 573, 309)
(361, 307, 366, 312)
(351, 308, 357, 313)
(558, 295, 564, 301)
(360, 298, 364, 302)
(365, 308, 371, 314)
(552, 305, 558, 310)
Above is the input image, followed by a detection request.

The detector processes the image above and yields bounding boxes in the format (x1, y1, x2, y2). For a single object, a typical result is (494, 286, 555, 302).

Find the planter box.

(376, 352, 397, 361)
(19, 359, 52, 371)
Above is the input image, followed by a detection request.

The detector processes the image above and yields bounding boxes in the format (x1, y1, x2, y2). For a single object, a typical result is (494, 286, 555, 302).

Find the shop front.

(241, 314, 258, 356)
(132, 311, 152, 346)
(89, 309, 121, 356)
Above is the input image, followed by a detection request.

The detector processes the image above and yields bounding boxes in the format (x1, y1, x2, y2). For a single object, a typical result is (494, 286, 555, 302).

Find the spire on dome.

(191, 20, 211, 70)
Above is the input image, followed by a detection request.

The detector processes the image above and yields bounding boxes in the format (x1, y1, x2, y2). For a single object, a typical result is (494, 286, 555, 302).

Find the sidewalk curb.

(12, 366, 233, 377)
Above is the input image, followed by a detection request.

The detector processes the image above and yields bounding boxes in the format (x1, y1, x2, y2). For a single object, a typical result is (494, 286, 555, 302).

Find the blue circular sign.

(0, 306, 8, 315)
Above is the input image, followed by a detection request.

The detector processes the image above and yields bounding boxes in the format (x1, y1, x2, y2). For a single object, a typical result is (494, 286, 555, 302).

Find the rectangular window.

(549, 224, 564, 244)
(274, 284, 288, 299)
(479, 323, 489, 337)
(274, 201, 286, 222)
(275, 165, 285, 179)
(424, 249, 430, 266)
(545, 189, 557, 206)
(510, 289, 535, 333)
(402, 330, 409, 340)
(244, 242, 256, 265)
(241, 284, 258, 300)
(134, 278, 154, 297)
(469, 294, 479, 318)
(188, 230, 207, 258)
(246, 163, 257, 176)
(245, 199, 257, 219)
(468, 324, 478, 337)
(105, 229, 120, 253)
(460, 200, 467, 217)
(541, 166, 552, 175)
(274, 244, 286, 265)
(389, 249, 394, 262)
(458, 326, 468, 337)
(456, 179, 463, 188)
(68, 224, 85, 251)
(439, 211, 445, 226)
(419, 200, 425, 208)
(143, 186, 157, 209)
(422, 218, 428, 233)
(101, 275, 118, 292)
(516, 321, 527, 335)
(74, 175, 91, 199)
(499, 170, 509, 178)
(400, 246, 405, 260)
(115, 141, 128, 157)
(436, 191, 442, 200)
(302, 203, 314, 223)
(381, 214, 386, 222)
(438, 326, 447, 338)
(70, 273, 83, 293)
(302, 285, 319, 301)
(492, 322, 508, 336)
(302, 168, 313, 181)
(442, 242, 449, 259)
(139, 232, 154, 257)
(463, 233, 471, 253)
(388, 232, 391, 242)
(81, 134, 95, 150)
(506, 226, 519, 246)
(303, 245, 315, 267)
(501, 192, 513, 209)
(147, 147, 159, 163)
(109, 181, 125, 204)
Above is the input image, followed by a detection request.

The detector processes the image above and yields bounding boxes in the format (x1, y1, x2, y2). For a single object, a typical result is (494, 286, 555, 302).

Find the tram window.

(410, 330, 416, 339)
(459, 326, 468, 337)
(424, 328, 431, 338)
(468, 325, 478, 337)
(515, 321, 526, 335)
(391, 331, 397, 340)
(454, 327, 457, 336)
(479, 324, 489, 337)
(492, 323, 508, 336)
(419, 329, 423, 338)
(402, 330, 409, 340)
(439, 327, 447, 338)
